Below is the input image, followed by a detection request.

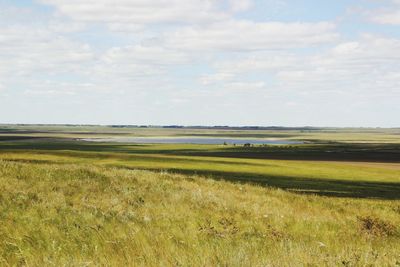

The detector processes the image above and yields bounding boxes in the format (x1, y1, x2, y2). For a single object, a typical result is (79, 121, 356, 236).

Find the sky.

(0, 0, 399, 127)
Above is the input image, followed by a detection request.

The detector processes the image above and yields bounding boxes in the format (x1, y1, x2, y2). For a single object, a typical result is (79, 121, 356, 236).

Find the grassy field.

(0, 126, 399, 266)
(1, 124, 400, 143)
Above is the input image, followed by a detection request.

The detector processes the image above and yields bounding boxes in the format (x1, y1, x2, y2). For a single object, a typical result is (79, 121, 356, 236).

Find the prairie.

(0, 126, 399, 266)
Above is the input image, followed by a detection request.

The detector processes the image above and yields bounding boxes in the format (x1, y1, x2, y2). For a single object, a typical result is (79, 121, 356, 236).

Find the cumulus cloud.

(368, 0, 400, 25)
(0, 26, 93, 76)
(203, 34, 400, 98)
(275, 35, 400, 93)
(102, 45, 189, 65)
(38, 0, 230, 26)
(163, 21, 338, 51)
(1, 0, 399, 126)
(212, 52, 299, 74)
(228, 0, 254, 12)
(223, 81, 266, 91)
(200, 72, 235, 85)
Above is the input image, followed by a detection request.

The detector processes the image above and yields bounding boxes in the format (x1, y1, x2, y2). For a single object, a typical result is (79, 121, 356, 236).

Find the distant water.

(81, 137, 302, 145)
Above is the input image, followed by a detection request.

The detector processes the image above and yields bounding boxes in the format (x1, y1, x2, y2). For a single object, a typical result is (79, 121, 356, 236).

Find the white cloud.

(275, 35, 400, 93)
(163, 20, 338, 51)
(202, 34, 400, 99)
(85, 45, 193, 88)
(228, 0, 253, 12)
(212, 52, 299, 74)
(38, 0, 230, 26)
(36, 0, 338, 55)
(0, 22, 96, 98)
(0, 26, 93, 76)
(1, 0, 399, 126)
(368, 0, 400, 25)
(371, 11, 400, 25)
(48, 21, 86, 33)
(200, 52, 299, 87)
(223, 81, 266, 91)
(102, 45, 189, 65)
(200, 73, 235, 85)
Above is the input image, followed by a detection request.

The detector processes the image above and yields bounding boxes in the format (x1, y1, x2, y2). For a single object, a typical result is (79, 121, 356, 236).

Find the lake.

(81, 137, 302, 145)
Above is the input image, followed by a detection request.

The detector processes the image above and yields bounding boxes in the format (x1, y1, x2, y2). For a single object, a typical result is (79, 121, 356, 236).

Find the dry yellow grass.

(0, 160, 399, 266)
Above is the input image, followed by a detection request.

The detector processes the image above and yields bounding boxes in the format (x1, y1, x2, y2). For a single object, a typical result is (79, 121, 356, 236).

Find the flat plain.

(0, 125, 399, 266)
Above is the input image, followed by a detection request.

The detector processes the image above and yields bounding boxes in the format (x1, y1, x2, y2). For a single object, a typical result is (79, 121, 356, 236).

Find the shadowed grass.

(1, 139, 400, 162)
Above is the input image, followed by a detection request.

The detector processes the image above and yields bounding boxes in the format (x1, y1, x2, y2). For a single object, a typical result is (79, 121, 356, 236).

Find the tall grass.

(0, 160, 399, 266)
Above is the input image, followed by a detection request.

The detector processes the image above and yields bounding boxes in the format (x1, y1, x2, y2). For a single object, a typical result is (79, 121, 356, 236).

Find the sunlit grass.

(0, 161, 399, 266)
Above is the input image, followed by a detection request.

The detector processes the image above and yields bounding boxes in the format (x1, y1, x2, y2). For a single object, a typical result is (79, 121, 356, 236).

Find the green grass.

(0, 161, 399, 266)
(1, 140, 399, 199)
(0, 127, 399, 265)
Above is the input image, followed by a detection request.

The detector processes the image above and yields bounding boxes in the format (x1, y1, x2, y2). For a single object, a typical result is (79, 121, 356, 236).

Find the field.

(0, 125, 399, 266)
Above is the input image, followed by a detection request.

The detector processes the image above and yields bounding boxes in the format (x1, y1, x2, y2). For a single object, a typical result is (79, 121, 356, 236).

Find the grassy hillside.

(0, 140, 399, 199)
(0, 161, 399, 266)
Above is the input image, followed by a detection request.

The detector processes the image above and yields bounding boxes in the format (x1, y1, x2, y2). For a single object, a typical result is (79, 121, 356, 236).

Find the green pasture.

(0, 139, 399, 199)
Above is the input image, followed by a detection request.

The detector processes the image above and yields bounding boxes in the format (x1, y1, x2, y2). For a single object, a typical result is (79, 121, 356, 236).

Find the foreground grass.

(0, 161, 399, 266)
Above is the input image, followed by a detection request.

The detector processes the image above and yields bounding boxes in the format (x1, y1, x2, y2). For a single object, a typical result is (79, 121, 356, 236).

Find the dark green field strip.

(0, 136, 48, 141)
(1, 140, 399, 163)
